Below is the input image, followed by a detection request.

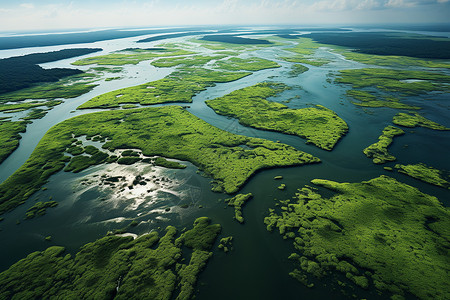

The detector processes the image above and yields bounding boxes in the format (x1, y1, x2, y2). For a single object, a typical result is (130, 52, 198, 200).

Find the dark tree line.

(0, 48, 101, 95)
(304, 32, 450, 59)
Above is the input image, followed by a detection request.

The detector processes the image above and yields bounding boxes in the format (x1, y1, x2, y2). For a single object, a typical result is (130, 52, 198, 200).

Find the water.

(0, 28, 449, 300)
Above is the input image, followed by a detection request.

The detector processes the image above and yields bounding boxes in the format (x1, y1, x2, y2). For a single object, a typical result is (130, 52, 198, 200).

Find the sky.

(0, 0, 449, 32)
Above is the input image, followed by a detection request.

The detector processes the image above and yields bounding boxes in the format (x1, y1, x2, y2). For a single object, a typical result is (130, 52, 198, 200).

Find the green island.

(206, 82, 348, 151)
(72, 48, 195, 66)
(25, 201, 58, 219)
(0, 217, 221, 300)
(395, 163, 450, 189)
(392, 113, 449, 130)
(264, 175, 450, 300)
(289, 64, 309, 77)
(0, 120, 27, 164)
(280, 38, 330, 67)
(337, 68, 450, 109)
(363, 126, 405, 164)
(151, 54, 227, 68)
(345, 90, 420, 110)
(0, 106, 319, 214)
(214, 57, 280, 71)
(224, 193, 253, 223)
(154, 157, 187, 169)
(78, 68, 251, 109)
(218, 236, 233, 253)
(338, 50, 450, 69)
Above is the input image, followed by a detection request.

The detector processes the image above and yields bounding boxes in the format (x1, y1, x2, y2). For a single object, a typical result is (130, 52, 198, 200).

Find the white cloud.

(0, 0, 448, 32)
(20, 3, 34, 9)
(385, 0, 416, 8)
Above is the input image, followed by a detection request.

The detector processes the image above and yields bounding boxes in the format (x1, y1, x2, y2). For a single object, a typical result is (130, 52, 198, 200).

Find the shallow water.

(0, 28, 449, 299)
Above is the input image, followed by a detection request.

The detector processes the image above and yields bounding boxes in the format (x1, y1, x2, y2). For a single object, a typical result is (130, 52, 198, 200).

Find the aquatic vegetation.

(363, 126, 404, 164)
(25, 201, 58, 219)
(345, 90, 420, 110)
(337, 68, 450, 110)
(277, 184, 286, 190)
(0, 106, 319, 214)
(206, 83, 348, 151)
(214, 57, 280, 72)
(265, 175, 450, 300)
(282, 56, 329, 67)
(0, 48, 100, 94)
(0, 73, 98, 103)
(337, 68, 450, 95)
(151, 55, 227, 68)
(201, 35, 272, 45)
(289, 64, 309, 77)
(0, 100, 62, 113)
(392, 113, 449, 130)
(280, 38, 331, 66)
(154, 157, 187, 169)
(79, 68, 251, 109)
(305, 31, 450, 59)
(224, 193, 253, 223)
(0, 217, 221, 300)
(218, 236, 233, 253)
(104, 76, 121, 81)
(395, 163, 450, 189)
(72, 48, 195, 66)
(0, 120, 27, 164)
(339, 51, 450, 69)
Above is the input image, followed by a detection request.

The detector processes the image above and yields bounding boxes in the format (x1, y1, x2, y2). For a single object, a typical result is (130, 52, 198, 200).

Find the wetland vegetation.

(206, 83, 348, 150)
(363, 126, 405, 164)
(395, 163, 450, 189)
(265, 176, 450, 300)
(0, 25, 449, 300)
(72, 48, 195, 66)
(0, 106, 319, 214)
(0, 48, 101, 94)
(79, 67, 251, 109)
(0, 217, 221, 300)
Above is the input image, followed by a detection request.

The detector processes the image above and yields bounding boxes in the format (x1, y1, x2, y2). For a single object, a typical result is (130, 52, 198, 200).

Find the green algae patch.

(218, 236, 233, 253)
(392, 113, 449, 130)
(289, 64, 309, 77)
(214, 57, 280, 72)
(0, 120, 27, 164)
(280, 38, 330, 67)
(277, 184, 286, 190)
(0, 106, 319, 215)
(363, 126, 404, 164)
(338, 50, 450, 69)
(395, 163, 450, 189)
(72, 48, 195, 66)
(345, 90, 421, 110)
(79, 68, 251, 109)
(154, 157, 186, 169)
(25, 201, 58, 219)
(0, 217, 221, 300)
(206, 82, 348, 151)
(224, 193, 253, 224)
(264, 175, 450, 300)
(337, 68, 450, 110)
(151, 54, 227, 68)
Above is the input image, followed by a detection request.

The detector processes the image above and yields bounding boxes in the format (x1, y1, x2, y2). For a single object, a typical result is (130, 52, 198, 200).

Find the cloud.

(20, 3, 34, 9)
(0, 0, 448, 32)
(385, 0, 416, 7)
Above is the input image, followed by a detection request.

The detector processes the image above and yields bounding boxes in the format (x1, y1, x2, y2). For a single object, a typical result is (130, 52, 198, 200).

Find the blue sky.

(0, 0, 449, 31)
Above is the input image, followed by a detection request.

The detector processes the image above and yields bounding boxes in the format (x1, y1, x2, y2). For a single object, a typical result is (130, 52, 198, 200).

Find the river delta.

(0, 27, 449, 300)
